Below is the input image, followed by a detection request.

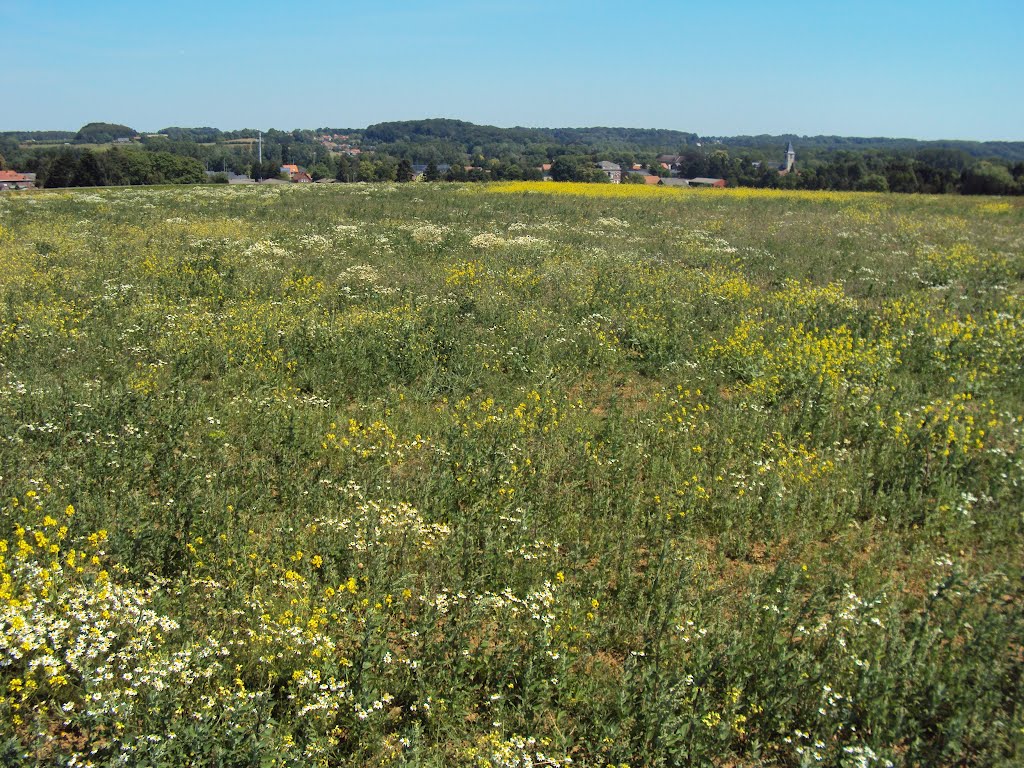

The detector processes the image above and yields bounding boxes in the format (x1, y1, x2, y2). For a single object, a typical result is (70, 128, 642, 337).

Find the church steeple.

(781, 142, 796, 174)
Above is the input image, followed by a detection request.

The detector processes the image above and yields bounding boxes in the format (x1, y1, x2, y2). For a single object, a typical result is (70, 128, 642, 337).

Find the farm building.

(0, 171, 35, 190)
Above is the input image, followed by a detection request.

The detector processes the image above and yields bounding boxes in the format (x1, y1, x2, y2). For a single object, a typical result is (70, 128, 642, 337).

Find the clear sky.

(2, 0, 1021, 141)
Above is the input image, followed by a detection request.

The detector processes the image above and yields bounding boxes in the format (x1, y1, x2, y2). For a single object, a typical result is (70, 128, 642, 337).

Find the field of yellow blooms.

(0, 182, 1021, 766)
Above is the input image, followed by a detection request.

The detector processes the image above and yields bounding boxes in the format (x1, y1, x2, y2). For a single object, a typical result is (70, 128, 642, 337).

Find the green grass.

(0, 183, 1021, 767)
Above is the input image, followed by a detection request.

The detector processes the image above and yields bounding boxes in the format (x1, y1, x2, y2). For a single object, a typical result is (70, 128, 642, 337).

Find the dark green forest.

(2, 119, 1023, 194)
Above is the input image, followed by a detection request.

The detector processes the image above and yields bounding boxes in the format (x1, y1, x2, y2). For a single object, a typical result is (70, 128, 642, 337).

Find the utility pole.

(258, 131, 262, 164)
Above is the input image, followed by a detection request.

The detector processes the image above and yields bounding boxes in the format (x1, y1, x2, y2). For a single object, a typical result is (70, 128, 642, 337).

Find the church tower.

(782, 141, 795, 174)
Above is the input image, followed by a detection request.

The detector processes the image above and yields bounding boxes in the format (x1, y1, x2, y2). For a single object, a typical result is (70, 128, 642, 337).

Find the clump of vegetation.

(0, 183, 1021, 766)
(39, 147, 207, 188)
(73, 122, 136, 143)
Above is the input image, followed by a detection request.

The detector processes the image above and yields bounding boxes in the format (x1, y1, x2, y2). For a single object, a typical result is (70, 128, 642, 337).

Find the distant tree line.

(717, 133, 1024, 163)
(648, 147, 1024, 196)
(2, 120, 1023, 194)
(0, 130, 77, 143)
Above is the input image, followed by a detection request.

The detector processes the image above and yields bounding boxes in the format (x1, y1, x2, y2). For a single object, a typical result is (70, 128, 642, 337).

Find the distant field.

(18, 141, 111, 151)
(0, 183, 1021, 766)
(191, 137, 259, 148)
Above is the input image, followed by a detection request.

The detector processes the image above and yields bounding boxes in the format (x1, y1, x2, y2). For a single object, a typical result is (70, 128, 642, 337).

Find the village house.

(688, 177, 727, 188)
(278, 164, 314, 183)
(205, 171, 256, 184)
(596, 161, 622, 183)
(656, 154, 685, 171)
(656, 177, 726, 188)
(625, 167, 661, 185)
(410, 164, 452, 179)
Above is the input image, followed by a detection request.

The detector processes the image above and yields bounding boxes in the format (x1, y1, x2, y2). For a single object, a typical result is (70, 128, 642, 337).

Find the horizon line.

(2, 119, 1022, 145)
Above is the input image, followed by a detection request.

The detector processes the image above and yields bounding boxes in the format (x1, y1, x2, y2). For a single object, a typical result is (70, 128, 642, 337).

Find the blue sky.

(2, 0, 1021, 140)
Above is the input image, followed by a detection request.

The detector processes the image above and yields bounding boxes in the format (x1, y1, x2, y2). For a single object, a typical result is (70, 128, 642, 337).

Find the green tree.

(144, 152, 206, 184)
(99, 148, 130, 185)
(424, 160, 440, 181)
(250, 160, 282, 181)
(102, 148, 157, 185)
(336, 155, 354, 183)
(884, 157, 920, 193)
(397, 158, 414, 182)
(445, 164, 468, 182)
(854, 173, 889, 192)
(358, 159, 378, 182)
(374, 156, 398, 182)
(550, 156, 580, 182)
(72, 149, 106, 187)
(307, 163, 332, 181)
(43, 150, 78, 188)
(961, 161, 1018, 195)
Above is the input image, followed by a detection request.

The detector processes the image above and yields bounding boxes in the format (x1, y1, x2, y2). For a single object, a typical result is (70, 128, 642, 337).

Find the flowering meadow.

(0, 182, 1021, 766)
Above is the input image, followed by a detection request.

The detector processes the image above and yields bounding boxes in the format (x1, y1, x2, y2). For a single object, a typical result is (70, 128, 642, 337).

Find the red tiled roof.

(642, 175, 661, 185)
(0, 170, 27, 181)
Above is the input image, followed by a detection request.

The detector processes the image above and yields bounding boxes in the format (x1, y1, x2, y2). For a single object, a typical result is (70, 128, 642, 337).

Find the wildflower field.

(0, 182, 1021, 767)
